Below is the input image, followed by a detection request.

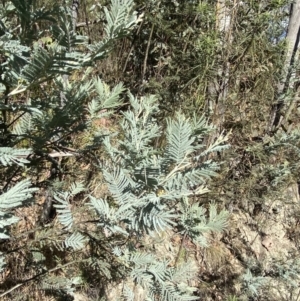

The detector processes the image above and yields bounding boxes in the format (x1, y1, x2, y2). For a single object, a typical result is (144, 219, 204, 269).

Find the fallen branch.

(76, 20, 100, 28)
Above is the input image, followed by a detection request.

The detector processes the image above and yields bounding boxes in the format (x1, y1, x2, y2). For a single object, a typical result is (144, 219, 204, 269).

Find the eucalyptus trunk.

(208, 0, 236, 132)
(268, 0, 300, 133)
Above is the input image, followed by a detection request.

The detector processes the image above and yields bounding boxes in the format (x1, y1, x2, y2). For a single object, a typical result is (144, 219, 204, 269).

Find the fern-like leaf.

(53, 192, 73, 229)
(135, 203, 177, 234)
(0, 180, 37, 242)
(182, 160, 220, 186)
(147, 260, 170, 283)
(89, 196, 129, 235)
(0, 147, 32, 166)
(122, 285, 135, 301)
(95, 78, 124, 109)
(88, 0, 140, 61)
(206, 203, 229, 232)
(161, 282, 199, 301)
(104, 0, 137, 39)
(21, 47, 79, 84)
(64, 232, 87, 250)
(0, 212, 19, 238)
(104, 168, 134, 205)
(180, 202, 228, 243)
(242, 269, 266, 297)
(69, 182, 86, 196)
(165, 113, 196, 164)
(88, 78, 124, 119)
(51, 7, 87, 50)
(41, 275, 80, 295)
(0, 179, 37, 210)
(12, 112, 34, 136)
(171, 261, 198, 283)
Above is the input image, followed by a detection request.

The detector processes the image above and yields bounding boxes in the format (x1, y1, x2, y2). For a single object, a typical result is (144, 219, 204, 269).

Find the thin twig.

(83, 0, 92, 43)
(13, 151, 78, 159)
(0, 283, 23, 298)
(122, 20, 144, 73)
(0, 259, 88, 298)
(174, 232, 187, 267)
(76, 20, 99, 28)
(142, 22, 154, 80)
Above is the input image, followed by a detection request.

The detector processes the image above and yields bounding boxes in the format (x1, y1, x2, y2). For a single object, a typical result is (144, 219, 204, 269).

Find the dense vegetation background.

(0, 0, 300, 300)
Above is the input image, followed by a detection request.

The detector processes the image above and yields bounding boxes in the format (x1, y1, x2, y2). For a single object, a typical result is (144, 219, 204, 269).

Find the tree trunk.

(268, 0, 300, 133)
(72, 0, 80, 32)
(208, 0, 236, 133)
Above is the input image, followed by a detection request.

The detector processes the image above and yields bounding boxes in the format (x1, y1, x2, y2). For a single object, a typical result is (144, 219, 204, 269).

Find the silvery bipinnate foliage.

(241, 269, 267, 297)
(0, 0, 230, 299)
(0, 179, 38, 271)
(89, 92, 230, 300)
(0, 0, 140, 286)
(90, 93, 230, 238)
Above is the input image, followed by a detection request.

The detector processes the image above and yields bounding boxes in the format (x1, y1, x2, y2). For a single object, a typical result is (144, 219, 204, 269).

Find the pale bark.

(72, 0, 80, 32)
(208, 0, 238, 132)
(268, 0, 300, 132)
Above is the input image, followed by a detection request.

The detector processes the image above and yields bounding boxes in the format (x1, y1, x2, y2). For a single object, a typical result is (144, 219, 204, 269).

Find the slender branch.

(277, 88, 300, 132)
(161, 159, 191, 184)
(7, 111, 26, 128)
(72, 0, 80, 33)
(83, 0, 91, 43)
(267, 2, 300, 133)
(122, 20, 144, 73)
(142, 22, 154, 80)
(0, 259, 88, 298)
(76, 20, 100, 28)
(2, 83, 9, 125)
(2, 166, 22, 192)
(12, 151, 78, 159)
(174, 232, 187, 267)
(0, 284, 23, 298)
